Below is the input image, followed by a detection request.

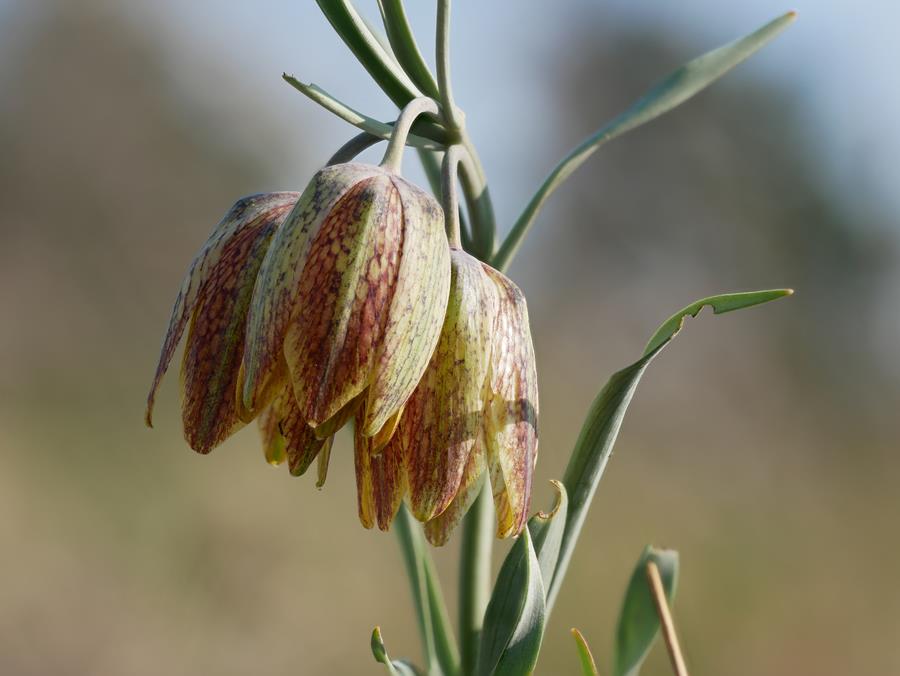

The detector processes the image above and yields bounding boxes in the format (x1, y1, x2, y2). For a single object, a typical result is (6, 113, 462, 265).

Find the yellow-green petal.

(361, 176, 451, 438)
(146, 192, 299, 427)
(354, 411, 407, 531)
(179, 201, 295, 454)
(482, 265, 539, 538)
(402, 250, 498, 522)
(284, 173, 403, 427)
(240, 163, 381, 415)
(424, 439, 487, 547)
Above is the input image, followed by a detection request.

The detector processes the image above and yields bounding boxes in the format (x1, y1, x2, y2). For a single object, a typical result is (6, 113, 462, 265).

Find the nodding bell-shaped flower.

(147, 156, 451, 484)
(239, 163, 451, 465)
(354, 248, 539, 545)
(145, 192, 301, 453)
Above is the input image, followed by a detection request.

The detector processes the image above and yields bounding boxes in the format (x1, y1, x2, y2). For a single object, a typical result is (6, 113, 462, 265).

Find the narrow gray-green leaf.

(571, 628, 600, 676)
(282, 76, 447, 149)
(493, 11, 796, 272)
(546, 289, 792, 611)
(377, 0, 441, 99)
(614, 547, 678, 676)
(477, 528, 546, 676)
(528, 480, 568, 594)
(315, 0, 421, 108)
(643, 288, 792, 356)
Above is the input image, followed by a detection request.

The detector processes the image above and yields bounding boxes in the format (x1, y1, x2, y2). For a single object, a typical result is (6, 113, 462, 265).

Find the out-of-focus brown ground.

(1, 3, 897, 674)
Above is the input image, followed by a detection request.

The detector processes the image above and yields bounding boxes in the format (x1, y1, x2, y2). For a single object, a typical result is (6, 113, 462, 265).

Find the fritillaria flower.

(354, 248, 539, 545)
(239, 163, 451, 459)
(146, 162, 451, 485)
(145, 192, 300, 453)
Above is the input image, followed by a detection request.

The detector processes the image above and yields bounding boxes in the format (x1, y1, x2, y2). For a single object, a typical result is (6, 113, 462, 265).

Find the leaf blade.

(315, 0, 421, 108)
(572, 628, 600, 676)
(377, 0, 441, 99)
(477, 528, 546, 676)
(282, 76, 448, 149)
(493, 11, 797, 272)
(546, 289, 791, 611)
(643, 288, 793, 356)
(613, 547, 679, 676)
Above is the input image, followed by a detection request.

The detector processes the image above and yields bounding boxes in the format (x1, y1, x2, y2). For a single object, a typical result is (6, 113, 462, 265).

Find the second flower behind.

(355, 248, 539, 545)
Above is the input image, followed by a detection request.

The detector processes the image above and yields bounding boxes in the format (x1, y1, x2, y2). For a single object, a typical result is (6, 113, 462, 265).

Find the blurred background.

(1, 0, 898, 674)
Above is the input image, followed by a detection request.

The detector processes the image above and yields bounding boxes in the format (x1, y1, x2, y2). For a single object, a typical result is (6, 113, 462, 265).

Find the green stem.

(436, 0, 463, 131)
(441, 145, 465, 248)
(426, 555, 460, 675)
(458, 480, 494, 675)
(395, 504, 460, 675)
(457, 134, 496, 261)
(327, 131, 382, 165)
(382, 97, 441, 172)
(418, 149, 474, 251)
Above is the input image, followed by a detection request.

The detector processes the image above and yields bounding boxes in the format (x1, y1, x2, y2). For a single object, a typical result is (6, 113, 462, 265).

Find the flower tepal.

(146, 192, 300, 453)
(356, 248, 539, 544)
(240, 163, 451, 455)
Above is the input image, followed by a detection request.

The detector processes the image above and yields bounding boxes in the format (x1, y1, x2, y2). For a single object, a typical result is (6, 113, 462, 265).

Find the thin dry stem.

(646, 561, 689, 676)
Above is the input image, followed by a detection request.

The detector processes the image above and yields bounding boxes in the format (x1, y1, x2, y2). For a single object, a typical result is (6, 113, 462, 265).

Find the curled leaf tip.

(535, 479, 565, 521)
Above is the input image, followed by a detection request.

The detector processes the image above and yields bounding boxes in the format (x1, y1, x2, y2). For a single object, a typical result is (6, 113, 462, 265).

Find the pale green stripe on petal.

(482, 264, 539, 538)
(146, 192, 299, 427)
(402, 249, 498, 523)
(284, 173, 403, 427)
(240, 163, 382, 415)
(363, 176, 451, 438)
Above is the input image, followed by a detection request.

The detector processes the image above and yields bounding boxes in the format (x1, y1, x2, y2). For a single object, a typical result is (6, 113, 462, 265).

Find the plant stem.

(458, 133, 496, 261)
(395, 503, 460, 676)
(458, 479, 494, 675)
(327, 131, 382, 165)
(381, 97, 441, 172)
(441, 145, 466, 248)
(418, 149, 474, 251)
(436, 0, 463, 132)
(646, 561, 690, 676)
(426, 556, 460, 675)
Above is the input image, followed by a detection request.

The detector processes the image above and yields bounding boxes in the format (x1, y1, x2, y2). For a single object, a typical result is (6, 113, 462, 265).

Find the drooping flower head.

(239, 163, 451, 461)
(354, 248, 539, 545)
(146, 160, 537, 545)
(147, 162, 451, 485)
(145, 192, 300, 453)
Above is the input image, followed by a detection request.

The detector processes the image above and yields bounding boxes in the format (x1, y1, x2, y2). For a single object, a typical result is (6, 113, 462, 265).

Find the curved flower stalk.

(354, 248, 539, 544)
